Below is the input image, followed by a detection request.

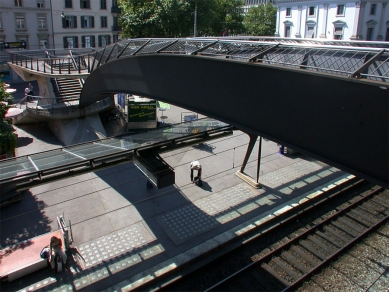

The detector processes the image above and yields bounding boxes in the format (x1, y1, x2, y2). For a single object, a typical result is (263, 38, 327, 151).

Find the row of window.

(14, 16, 47, 30)
(14, 0, 118, 10)
(63, 15, 117, 29)
(63, 35, 111, 48)
(4, 15, 116, 30)
(285, 3, 378, 17)
(284, 24, 389, 41)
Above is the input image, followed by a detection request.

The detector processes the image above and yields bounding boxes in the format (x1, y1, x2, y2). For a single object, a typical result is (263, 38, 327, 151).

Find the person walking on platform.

(190, 160, 202, 184)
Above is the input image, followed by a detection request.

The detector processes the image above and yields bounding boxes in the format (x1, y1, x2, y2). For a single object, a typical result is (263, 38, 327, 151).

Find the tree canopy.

(0, 81, 16, 153)
(243, 3, 277, 36)
(119, 0, 245, 38)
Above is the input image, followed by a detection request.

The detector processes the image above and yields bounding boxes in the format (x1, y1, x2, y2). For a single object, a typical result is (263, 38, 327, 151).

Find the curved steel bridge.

(8, 38, 389, 188)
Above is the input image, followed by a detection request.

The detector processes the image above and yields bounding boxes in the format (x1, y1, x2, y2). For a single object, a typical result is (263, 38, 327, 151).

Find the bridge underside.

(80, 55, 388, 188)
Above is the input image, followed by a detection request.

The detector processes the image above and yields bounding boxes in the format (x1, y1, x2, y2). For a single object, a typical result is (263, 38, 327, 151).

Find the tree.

(0, 81, 16, 154)
(118, 0, 245, 38)
(243, 3, 277, 36)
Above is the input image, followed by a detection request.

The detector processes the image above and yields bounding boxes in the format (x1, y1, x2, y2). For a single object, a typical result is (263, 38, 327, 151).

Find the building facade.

(51, 0, 121, 49)
(274, 0, 389, 41)
(0, 0, 122, 51)
(0, 0, 54, 50)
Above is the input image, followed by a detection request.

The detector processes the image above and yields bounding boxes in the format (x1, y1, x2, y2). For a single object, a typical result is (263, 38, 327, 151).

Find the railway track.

(205, 185, 388, 291)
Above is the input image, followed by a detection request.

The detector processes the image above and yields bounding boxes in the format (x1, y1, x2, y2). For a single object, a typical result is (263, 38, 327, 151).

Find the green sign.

(128, 103, 156, 122)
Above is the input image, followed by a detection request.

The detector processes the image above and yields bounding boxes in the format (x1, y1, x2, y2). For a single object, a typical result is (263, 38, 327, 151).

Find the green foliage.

(119, 0, 245, 38)
(243, 3, 277, 36)
(0, 80, 16, 153)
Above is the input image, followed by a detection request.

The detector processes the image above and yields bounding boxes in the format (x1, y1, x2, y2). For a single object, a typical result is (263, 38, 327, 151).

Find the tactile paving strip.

(157, 183, 263, 244)
(77, 222, 155, 268)
(259, 159, 336, 189)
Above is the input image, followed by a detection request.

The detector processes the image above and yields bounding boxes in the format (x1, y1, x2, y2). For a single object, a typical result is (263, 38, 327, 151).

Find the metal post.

(256, 136, 262, 183)
(240, 133, 257, 173)
(194, 2, 198, 37)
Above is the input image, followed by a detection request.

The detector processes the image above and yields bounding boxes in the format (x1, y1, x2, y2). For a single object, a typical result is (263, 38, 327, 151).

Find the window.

(366, 27, 374, 40)
(16, 17, 25, 29)
(286, 8, 291, 16)
(337, 5, 345, 16)
(370, 4, 377, 15)
(38, 17, 46, 29)
(81, 16, 94, 28)
(63, 36, 78, 48)
(308, 6, 315, 16)
(101, 16, 107, 28)
(80, 0, 90, 9)
(100, 0, 107, 9)
(62, 16, 77, 28)
(113, 34, 118, 43)
(37, 0, 44, 8)
(285, 26, 291, 37)
(305, 26, 315, 38)
(65, 0, 72, 8)
(334, 27, 343, 40)
(98, 35, 111, 47)
(82, 35, 95, 47)
(386, 28, 389, 41)
(14, 0, 23, 6)
(0, 17, 2, 29)
(40, 40, 47, 49)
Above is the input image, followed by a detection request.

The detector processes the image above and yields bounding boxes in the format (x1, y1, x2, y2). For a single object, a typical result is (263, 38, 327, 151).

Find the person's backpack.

(40, 245, 50, 259)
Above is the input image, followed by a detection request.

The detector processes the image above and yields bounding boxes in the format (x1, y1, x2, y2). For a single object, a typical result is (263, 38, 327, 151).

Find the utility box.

(128, 96, 157, 130)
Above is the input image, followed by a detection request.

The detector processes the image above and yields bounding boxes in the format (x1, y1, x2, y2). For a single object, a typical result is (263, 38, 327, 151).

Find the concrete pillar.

(296, 6, 302, 37)
(274, 6, 280, 36)
(320, 4, 329, 38)
(357, 2, 367, 39)
(377, 3, 387, 40)
(351, 2, 362, 39)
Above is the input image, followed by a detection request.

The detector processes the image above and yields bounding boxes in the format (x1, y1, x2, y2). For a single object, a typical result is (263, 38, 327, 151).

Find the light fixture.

(61, 11, 65, 18)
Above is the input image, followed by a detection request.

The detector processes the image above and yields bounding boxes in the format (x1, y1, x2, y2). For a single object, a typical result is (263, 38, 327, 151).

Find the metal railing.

(7, 38, 389, 83)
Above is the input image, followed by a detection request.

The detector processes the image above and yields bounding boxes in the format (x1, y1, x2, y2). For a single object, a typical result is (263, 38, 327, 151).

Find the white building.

(274, 1, 389, 41)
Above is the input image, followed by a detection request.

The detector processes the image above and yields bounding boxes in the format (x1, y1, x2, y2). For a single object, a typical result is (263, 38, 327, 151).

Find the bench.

(0, 216, 72, 282)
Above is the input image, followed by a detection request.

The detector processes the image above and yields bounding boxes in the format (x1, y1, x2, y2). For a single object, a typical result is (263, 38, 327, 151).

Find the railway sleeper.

(300, 240, 327, 260)
(323, 225, 353, 243)
(371, 196, 389, 209)
(261, 263, 291, 287)
(362, 201, 386, 213)
(316, 231, 344, 248)
(337, 217, 365, 233)
(346, 211, 375, 227)
(354, 207, 381, 222)
(291, 246, 321, 266)
(273, 257, 302, 280)
(357, 204, 381, 217)
(307, 235, 336, 254)
(281, 251, 312, 273)
(331, 220, 360, 237)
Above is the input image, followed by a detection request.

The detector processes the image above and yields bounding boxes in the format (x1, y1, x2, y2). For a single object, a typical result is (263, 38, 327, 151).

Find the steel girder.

(80, 54, 388, 188)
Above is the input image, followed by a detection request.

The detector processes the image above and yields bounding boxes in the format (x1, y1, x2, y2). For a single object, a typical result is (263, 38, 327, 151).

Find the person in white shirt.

(190, 161, 202, 183)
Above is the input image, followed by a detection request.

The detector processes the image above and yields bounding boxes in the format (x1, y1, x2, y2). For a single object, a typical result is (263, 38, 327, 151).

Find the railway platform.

(0, 105, 352, 291)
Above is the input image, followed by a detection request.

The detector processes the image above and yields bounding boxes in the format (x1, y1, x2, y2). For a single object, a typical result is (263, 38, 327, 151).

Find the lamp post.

(194, 2, 198, 37)
(49, 0, 55, 51)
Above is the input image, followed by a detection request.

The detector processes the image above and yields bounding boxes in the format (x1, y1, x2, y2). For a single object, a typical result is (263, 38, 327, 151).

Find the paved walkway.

(0, 105, 350, 292)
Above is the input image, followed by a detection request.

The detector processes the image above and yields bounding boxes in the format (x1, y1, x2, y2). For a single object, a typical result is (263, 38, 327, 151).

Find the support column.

(295, 6, 302, 37)
(377, 3, 387, 40)
(274, 6, 280, 37)
(357, 2, 367, 39)
(236, 133, 261, 188)
(320, 4, 329, 38)
(350, 2, 362, 39)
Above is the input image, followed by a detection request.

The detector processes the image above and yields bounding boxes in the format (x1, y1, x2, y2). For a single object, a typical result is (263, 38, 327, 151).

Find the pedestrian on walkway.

(28, 83, 34, 100)
(190, 160, 202, 183)
(24, 86, 31, 101)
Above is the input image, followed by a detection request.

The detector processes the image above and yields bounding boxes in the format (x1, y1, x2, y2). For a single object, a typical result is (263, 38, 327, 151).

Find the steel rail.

(205, 184, 384, 291)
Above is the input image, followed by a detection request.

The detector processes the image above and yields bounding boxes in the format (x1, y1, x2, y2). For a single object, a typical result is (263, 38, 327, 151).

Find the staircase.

(51, 78, 82, 102)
